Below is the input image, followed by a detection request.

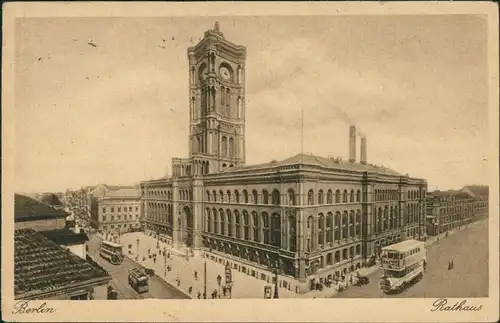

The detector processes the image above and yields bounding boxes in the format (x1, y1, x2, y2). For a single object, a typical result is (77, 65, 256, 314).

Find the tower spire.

(214, 21, 220, 32)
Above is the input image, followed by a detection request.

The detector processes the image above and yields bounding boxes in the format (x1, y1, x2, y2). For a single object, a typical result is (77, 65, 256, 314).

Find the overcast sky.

(14, 15, 489, 193)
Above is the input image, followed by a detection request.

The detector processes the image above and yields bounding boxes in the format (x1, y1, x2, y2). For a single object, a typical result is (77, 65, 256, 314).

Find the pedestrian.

(197, 292, 201, 299)
(222, 286, 227, 296)
(194, 270, 198, 280)
(188, 286, 192, 294)
(203, 292, 206, 299)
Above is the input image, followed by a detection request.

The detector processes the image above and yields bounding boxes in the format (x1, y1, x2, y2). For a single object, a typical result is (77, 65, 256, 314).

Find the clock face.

(219, 66, 231, 81)
(199, 67, 208, 81)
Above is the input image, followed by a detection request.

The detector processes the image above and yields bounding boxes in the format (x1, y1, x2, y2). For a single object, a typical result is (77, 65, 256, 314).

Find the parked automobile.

(107, 285, 118, 299)
(145, 268, 155, 276)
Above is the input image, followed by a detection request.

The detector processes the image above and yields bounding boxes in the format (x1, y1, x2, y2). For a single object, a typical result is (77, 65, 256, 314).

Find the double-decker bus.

(379, 239, 426, 294)
(128, 268, 149, 293)
(99, 240, 123, 265)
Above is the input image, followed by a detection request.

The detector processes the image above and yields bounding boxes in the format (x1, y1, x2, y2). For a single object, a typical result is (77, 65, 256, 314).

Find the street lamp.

(217, 274, 222, 298)
(203, 261, 207, 299)
(267, 258, 280, 299)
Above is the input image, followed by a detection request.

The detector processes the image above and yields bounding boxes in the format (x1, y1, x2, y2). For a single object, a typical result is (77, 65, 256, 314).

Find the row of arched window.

(323, 245, 361, 267)
(307, 189, 361, 205)
(375, 189, 399, 201)
(146, 203, 173, 226)
(145, 189, 173, 200)
(206, 189, 282, 205)
(205, 188, 364, 206)
(306, 211, 362, 251)
(220, 136, 235, 158)
(204, 208, 295, 251)
(407, 189, 424, 200)
(144, 189, 193, 201)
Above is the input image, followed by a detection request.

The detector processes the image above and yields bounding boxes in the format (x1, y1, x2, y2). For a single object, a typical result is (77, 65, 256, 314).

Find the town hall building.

(140, 22, 428, 293)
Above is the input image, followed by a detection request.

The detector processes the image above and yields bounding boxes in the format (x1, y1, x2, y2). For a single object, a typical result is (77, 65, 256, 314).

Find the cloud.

(12, 17, 490, 192)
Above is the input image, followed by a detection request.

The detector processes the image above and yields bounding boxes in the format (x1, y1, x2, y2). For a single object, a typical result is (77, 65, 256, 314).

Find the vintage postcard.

(2, 1, 499, 322)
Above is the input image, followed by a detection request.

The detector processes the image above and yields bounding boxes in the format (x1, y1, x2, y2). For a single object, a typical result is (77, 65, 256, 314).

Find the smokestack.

(349, 125, 356, 163)
(360, 136, 367, 165)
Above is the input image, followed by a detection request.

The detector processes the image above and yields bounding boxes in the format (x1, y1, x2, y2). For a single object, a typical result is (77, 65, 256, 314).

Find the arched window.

(272, 189, 280, 205)
(270, 213, 281, 248)
(235, 211, 241, 238)
(327, 190, 333, 204)
(383, 206, 388, 231)
(342, 211, 348, 239)
(252, 190, 258, 204)
(234, 190, 240, 203)
(229, 137, 234, 157)
(219, 190, 224, 203)
(334, 212, 341, 241)
(221, 86, 225, 105)
(335, 190, 341, 203)
(318, 190, 324, 204)
(308, 189, 314, 205)
(355, 210, 361, 236)
(206, 190, 211, 201)
(356, 190, 361, 202)
(262, 190, 269, 204)
(307, 216, 314, 251)
(213, 209, 218, 234)
(221, 136, 228, 157)
(326, 213, 333, 243)
(318, 213, 325, 246)
(207, 208, 212, 233)
(219, 209, 225, 235)
(262, 212, 269, 244)
(343, 190, 348, 203)
(377, 208, 383, 233)
(288, 215, 296, 252)
(212, 190, 217, 202)
(349, 210, 355, 237)
(335, 251, 341, 263)
(252, 212, 259, 242)
(350, 190, 355, 203)
(243, 211, 250, 240)
(227, 210, 232, 237)
(288, 189, 296, 206)
(243, 190, 249, 203)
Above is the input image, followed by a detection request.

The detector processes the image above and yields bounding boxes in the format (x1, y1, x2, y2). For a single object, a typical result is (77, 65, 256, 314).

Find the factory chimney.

(360, 136, 367, 165)
(349, 125, 356, 163)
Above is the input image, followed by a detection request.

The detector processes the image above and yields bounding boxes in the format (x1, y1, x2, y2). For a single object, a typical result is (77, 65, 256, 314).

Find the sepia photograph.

(2, 2, 499, 322)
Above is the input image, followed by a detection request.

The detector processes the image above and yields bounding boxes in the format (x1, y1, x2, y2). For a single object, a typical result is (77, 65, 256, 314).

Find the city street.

(333, 219, 489, 298)
(87, 235, 188, 299)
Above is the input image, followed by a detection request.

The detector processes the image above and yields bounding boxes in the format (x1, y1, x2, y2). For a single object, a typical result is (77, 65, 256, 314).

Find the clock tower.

(187, 22, 247, 174)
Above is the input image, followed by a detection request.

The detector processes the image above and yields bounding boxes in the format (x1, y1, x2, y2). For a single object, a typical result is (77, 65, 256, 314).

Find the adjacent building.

(140, 22, 428, 293)
(425, 185, 488, 236)
(425, 190, 475, 236)
(89, 184, 142, 234)
(461, 185, 489, 219)
(15, 228, 111, 300)
(14, 194, 111, 300)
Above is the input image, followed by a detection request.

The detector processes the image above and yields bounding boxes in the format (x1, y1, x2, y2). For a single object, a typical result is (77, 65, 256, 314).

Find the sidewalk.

(120, 232, 299, 299)
(118, 232, 381, 299)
